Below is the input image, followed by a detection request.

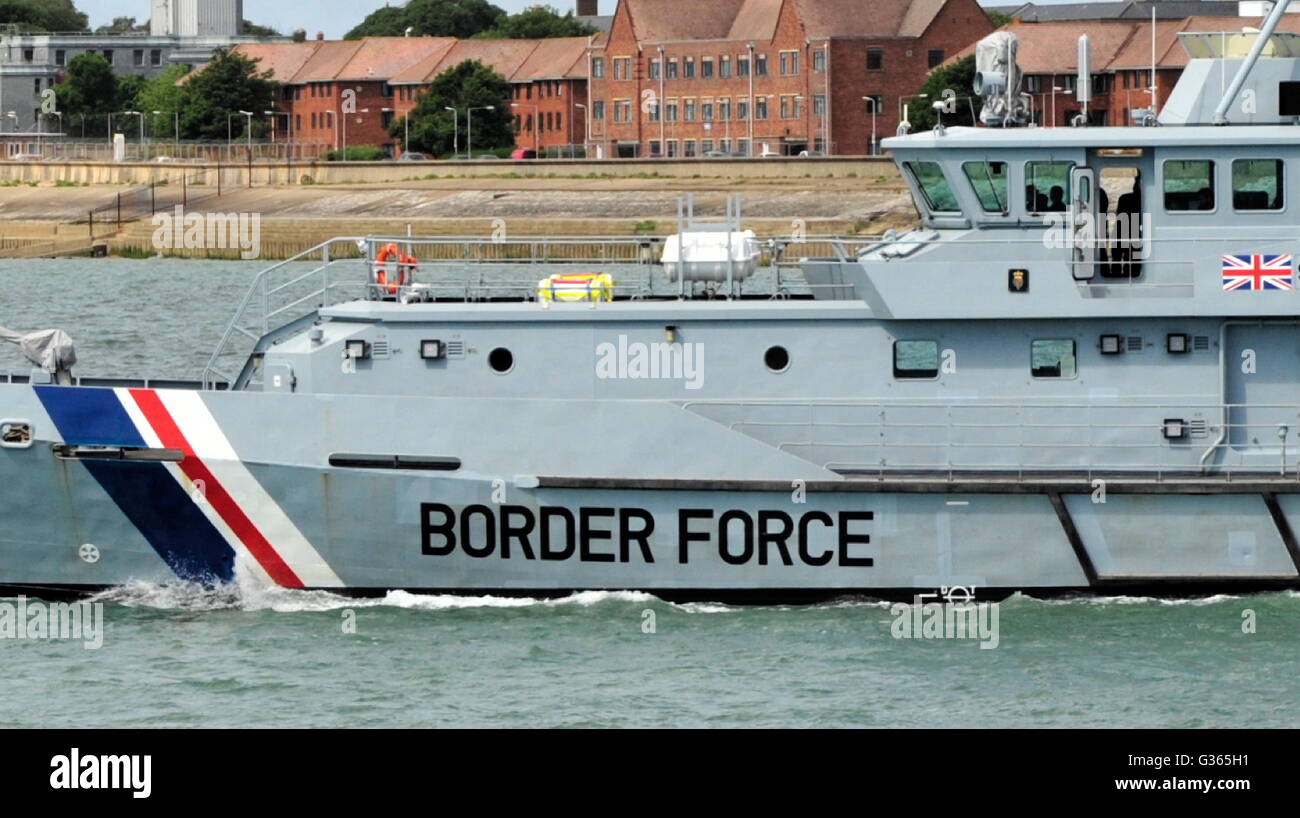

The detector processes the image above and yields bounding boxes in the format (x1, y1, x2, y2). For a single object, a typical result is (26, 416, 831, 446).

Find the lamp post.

(155, 109, 179, 153)
(746, 41, 755, 156)
(1051, 86, 1072, 128)
(511, 102, 539, 151)
(467, 105, 494, 159)
(239, 110, 253, 159)
(862, 96, 878, 155)
(323, 110, 338, 152)
(444, 106, 458, 158)
(381, 107, 406, 156)
(573, 102, 585, 158)
(341, 107, 368, 158)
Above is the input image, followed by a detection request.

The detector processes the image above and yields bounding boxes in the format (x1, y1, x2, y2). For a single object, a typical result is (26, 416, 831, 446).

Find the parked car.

(798, 150, 826, 158)
(477, 154, 500, 160)
(509, 148, 538, 160)
(758, 149, 782, 158)
(399, 152, 429, 162)
(701, 150, 730, 158)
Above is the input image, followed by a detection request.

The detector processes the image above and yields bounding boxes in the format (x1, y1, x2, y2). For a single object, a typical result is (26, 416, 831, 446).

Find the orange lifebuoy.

(374, 243, 417, 295)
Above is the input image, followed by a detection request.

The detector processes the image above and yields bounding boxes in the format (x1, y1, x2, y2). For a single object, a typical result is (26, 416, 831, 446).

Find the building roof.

(223, 41, 322, 82)
(512, 37, 589, 81)
(957, 14, 1300, 73)
(1001, 1, 1241, 23)
(616, 0, 957, 43)
(335, 37, 459, 81)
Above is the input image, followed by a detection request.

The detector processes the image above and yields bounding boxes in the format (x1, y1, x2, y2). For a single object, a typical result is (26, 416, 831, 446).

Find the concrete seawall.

(0, 156, 898, 187)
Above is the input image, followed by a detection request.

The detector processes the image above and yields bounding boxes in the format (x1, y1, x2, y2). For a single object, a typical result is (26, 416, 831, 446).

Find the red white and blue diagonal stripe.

(1222, 254, 1294, 291)
(35, 386, 342, 588)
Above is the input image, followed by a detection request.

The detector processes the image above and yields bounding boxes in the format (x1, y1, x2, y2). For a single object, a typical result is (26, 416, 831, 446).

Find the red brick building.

(585, 0, 995, 157)
(965, 15, 1300, 128)
(231, 35, 590, 157)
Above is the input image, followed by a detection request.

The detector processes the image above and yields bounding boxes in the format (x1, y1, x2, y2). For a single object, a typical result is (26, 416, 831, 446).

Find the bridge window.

(904, 161, 959, 213)
(963, 161, 1008, 213)
(1163, 159, 1215, 211)
(1232, 159, 1283, 211)
(1024, 161, 1072, 213)
(1031, 339, 1077, 379)
(893, 340, 939, 379)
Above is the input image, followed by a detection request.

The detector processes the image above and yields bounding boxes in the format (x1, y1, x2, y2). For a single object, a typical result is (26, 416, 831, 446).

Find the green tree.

(242, 19, 281, 36)
(94, 15, 146, 34)
(476, 5, 596, 39)
(52, 53, 117, 133)
(134, 65, 190, 140)
(908, 55, 980, 132)
(392, 59, 512, 156)
(986, 9, 1013, 27)
(346, 0, 505, 40)
(180, 48, 279, 140)
(0, 0, 88, 32)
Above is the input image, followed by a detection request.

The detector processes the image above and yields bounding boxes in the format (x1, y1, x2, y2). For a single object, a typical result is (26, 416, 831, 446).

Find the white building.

(151, 0, 245, 37)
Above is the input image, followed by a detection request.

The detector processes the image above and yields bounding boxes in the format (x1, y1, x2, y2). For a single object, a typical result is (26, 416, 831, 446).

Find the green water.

(1, 260, 1297, 728)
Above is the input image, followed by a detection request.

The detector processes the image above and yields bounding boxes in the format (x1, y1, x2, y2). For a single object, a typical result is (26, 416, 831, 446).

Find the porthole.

(488, 347, 514, 374)
(764, 345, 790, 372)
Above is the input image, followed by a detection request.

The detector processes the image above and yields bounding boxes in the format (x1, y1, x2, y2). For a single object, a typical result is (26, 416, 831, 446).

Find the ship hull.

(3, 383, 1299, 600)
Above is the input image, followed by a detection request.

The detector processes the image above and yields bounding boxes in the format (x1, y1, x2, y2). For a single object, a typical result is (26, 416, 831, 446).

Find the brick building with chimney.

(585, 0, 995, 157)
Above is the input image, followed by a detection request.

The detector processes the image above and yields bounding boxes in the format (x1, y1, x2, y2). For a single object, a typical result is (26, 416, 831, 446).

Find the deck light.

(1163, 419, 1188, 440)
(1100, 334, 1123, 355)
(420, 339, 445, 360)
(345, 340, 370, 361)
(1167, 333, 1189, 354)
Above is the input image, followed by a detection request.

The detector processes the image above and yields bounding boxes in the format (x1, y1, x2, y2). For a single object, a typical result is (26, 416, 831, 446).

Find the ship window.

(904, 161, 960, 213)
(1163, 160, 1215, 211)
(893, 340, 939, 379)
(1024, 161, 1072, 213)
(764, 346, 790, 373)
(1031, 339, 1077, 379)
(489, 348, 514, 374)
(963, 161, 1008, 213)
(1232, 159, 1283, 211)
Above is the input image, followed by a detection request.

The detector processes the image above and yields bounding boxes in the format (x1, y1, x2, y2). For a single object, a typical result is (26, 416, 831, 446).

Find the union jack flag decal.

(1222, 254, 1294, 291)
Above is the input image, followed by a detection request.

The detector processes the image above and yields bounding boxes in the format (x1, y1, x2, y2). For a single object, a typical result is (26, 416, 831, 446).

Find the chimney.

(577, 0, 598, 17)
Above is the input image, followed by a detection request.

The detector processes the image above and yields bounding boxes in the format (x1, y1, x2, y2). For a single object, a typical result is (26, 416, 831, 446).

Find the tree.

(986, 9, 1013, 28)
(242, 19, 281, 36)
(94, 15, 146, 34)
(908, 55, 981, 133)
(133, 65, 191, 139)
(292, 28, 308, 42)
(0, 0, 88, 32)
(52, 53, 117, 132)
(346, 0, 505, 40)
(476, 5, 596, 39)
(392, 59, 512, 156)
(180, 48, 279, 140)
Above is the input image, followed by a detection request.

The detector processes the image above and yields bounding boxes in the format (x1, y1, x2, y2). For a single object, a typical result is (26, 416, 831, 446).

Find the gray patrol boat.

(6, 8, 1300, 601)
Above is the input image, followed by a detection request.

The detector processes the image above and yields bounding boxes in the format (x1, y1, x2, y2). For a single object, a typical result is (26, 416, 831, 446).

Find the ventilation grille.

(1126, 336, 1143, 352)
(372, 340, 391, 359)
(1189, 419, 1209, 438)
(446, 341, 466, 359)
(1193, 335, 1211, 351)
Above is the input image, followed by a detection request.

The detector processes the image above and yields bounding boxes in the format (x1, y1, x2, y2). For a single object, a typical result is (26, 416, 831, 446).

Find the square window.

(1031, 340, 1077, 379)
(1099, 334, 1123, 355)
(893, 340, 940, 379)
(1232, 159, 1283, 210)
(1167, 333, 1189, 354)
(1164, 160, 1215, 211)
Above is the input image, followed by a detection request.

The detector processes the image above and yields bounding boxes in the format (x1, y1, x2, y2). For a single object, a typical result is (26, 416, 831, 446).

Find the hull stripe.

(33, 386, 236, 582)
(128, 389, 304, 588)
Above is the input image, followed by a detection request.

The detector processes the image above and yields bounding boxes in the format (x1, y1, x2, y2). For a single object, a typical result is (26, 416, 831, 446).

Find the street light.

(862, 96, 878, 156)
(239, 110, 254, 158)
(381, 107, 405, 156)
(467, 105, 494, 158)
(341, 107, 368, 158)
(1051, 85, 1072, 128)
(511, 102, 539, 151)
(122, 110, 143, 144)
(154, 109, 179, 152)
(573, 102, 586, 159)
(323, 110, 338, 151)
(444, 106, 458, 158)
(265, 110, 292, 165)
